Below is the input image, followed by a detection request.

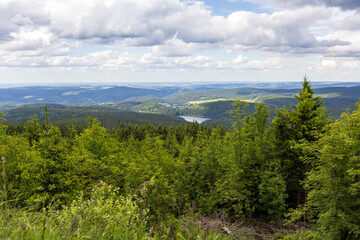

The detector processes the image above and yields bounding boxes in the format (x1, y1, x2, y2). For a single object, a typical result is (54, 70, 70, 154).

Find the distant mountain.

(78, 86, 179, 102)
(1, 83, 360, 127)
(124, 95, 165, 103)
(0, 86, 91, 105)
(0, 85, 181, 105)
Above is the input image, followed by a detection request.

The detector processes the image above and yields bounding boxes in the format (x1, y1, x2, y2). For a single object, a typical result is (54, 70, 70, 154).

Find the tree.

(72, 116, 122, 192)
(44, 104, 49, 133)
(75, 116, 119, 159)
(24, 115, 42, 146)
(300, 102, 360, 239)
(273, 76, 329, 207)
(18, 125, 77, 206)
(210, 102, 287, 219)
(293, 77, 328, 142)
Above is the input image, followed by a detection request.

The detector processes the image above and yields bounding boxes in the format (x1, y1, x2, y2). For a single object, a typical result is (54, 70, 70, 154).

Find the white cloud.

(0, 0, 346, 49)
(224, 7, 336, 50)
(342, 60, 360, 69)
(233, 54, 248, 64)
(1, 27, 54, 51)
(0, 0, 359, 83)
(150, 36, 196, 57)
(246, 0, 360, 10)
(320, 59, 337, 69)
(317, 30, 360, 57)
(330, 11, 360, 31)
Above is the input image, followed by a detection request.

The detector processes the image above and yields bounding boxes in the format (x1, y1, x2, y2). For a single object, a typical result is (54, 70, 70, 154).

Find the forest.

(0, 77, 359, 239)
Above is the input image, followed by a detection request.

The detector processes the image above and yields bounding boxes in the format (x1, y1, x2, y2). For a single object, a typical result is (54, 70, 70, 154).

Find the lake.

(179, 116, 211, 123)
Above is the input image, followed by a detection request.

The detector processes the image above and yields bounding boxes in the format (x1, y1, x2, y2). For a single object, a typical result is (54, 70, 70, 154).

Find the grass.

(0, 183, 149, 240)
(187, 99, 232, 105)
(0, 178, 235, 240)
(187, 98, 260, 105)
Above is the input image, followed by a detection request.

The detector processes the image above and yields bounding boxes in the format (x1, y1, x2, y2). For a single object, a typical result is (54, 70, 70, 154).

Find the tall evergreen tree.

(273, 76, 329, 207)
(299, 102, 360, 239)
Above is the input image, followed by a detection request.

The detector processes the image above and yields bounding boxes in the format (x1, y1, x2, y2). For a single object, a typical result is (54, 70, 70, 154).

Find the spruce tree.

(303, 102, 360, 239)
(273, 76, 329, 207)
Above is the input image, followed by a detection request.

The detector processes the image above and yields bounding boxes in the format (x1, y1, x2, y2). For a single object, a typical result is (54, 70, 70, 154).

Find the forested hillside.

(3, 104, 185, 128)
(0, 78, 359, 239)
(1, 83, 360, 129)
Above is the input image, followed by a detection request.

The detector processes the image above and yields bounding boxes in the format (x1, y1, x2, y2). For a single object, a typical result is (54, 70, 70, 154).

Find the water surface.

(179, 116, 211, 123)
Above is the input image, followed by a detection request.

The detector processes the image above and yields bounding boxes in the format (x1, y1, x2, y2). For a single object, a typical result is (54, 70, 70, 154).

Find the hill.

(1, 83, 360, 127)
(0, 85, 182, 105)
(3, 104, 185, 128)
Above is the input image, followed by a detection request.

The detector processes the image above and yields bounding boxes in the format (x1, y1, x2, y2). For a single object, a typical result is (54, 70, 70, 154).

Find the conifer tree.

(298, 102, 360, 239)
(273, 76, 329, 207)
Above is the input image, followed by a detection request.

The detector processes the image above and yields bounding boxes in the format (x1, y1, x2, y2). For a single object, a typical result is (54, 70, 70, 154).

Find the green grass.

(0, 184, 237, 240)
(0, 184, 148, 239)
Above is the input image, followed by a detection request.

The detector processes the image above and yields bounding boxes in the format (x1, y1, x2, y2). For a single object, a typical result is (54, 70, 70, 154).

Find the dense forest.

(0, 78, 359, 239)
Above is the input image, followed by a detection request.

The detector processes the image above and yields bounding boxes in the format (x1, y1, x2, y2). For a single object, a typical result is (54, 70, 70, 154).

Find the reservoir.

(179, 116, 211, 123)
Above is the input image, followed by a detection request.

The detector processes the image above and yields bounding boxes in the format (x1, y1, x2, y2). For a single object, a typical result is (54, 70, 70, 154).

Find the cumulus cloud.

(317, 30, 360, 57)
(1, 27, 55, 51)
(0, 0, 346, 49)
(247, 0, 360, 10)
(330, 12, 360, 31)
(150, 36, 197, 57)
(233, 54, 248, 64)
(0, 0, 358, 76)
(0, 0, 49, 37)
(223, 7, 346, 52)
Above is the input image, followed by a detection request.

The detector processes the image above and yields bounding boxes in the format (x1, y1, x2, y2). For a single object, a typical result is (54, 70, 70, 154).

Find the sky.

(1, 0, 360, 85)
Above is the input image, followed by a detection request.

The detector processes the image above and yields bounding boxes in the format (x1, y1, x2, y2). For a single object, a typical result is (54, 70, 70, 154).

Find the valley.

(1, 81, 360, 127)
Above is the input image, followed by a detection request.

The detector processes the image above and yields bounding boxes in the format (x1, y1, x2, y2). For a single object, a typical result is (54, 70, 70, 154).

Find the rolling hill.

(3, 104, 185, 128)
(1, 82, 360, 127)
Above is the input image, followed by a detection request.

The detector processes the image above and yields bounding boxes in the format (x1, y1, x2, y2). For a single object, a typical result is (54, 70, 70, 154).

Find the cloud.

(320, 59, 337, 69)
(224, 7, 336, 51)
(330, 12, 360, 31)
(0, 0, 358, 76)
(233, 54, 248, 64)
(150, 36, 196, 57)
(0, 0, 345, 49)
(247, 0, 360, 10)
(0, 0, 49, 37)
(342, 59, 360, 69)
(1, 27, 54, 51)
(317, 30, 360, 57)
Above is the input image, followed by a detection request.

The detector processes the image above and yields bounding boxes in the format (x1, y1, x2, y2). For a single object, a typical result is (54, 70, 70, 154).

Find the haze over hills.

(1, 81, 360, 127)
(1, 82, 359, 105)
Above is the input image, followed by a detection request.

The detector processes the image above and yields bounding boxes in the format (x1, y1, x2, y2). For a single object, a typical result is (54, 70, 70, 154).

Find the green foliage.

(122, 136, 185, 224)
(24, 115, 42, 146)
(57, 182, 147, 239)
(211, 102, 287, 219)
(258, 169, 287, 219)
(20, 125, 76, 206)
(273, 76, 329, 208)
(75, 117, 119, 159)
(300, 102, 360, 239)
(1, 82, 360, 239)
(0, 182, 148, 240)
